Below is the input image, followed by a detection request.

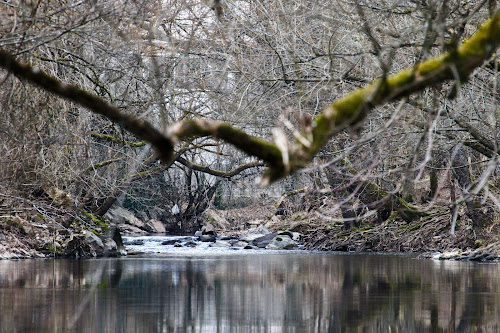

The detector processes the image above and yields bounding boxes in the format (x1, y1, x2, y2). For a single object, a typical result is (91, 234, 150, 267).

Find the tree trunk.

(326, 164, 427, 224)
(451, 144, 492, 228)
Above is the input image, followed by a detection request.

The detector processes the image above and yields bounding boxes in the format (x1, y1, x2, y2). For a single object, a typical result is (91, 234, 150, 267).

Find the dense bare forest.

(1, 0, 500, 259)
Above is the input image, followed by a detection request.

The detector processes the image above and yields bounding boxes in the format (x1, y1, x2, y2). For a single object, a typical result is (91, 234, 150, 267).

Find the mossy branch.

(90, 131, 147, 147)
(1, 11, 500, 184)
(168, 119, 284, 172)
(307, 11, 500, 161)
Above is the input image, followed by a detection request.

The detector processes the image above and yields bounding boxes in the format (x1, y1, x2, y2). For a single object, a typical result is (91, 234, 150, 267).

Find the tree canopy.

(1, 1, 500, 232)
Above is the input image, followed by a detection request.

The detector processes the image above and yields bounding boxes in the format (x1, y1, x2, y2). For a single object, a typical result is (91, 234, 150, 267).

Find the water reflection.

(0, 253, 499, 332)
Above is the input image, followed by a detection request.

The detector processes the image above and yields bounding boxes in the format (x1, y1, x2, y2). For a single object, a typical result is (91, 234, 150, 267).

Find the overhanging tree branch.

(308, 11, 500, 165)
(175, 158, 264, 178)
(0, 50, 175, 162)
(1, 11, 500, 184)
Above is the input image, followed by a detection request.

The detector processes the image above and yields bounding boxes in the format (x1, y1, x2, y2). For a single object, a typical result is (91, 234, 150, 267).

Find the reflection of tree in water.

(456, 269, 491, 332)
(92, 257, 500, 332)
(327, 256, 423, 332)
(1, 256, 500, 331)
(319, 257, 499, 332)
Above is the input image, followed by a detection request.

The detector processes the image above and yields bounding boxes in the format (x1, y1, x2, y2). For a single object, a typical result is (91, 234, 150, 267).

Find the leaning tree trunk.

(325, 163, 427, 225)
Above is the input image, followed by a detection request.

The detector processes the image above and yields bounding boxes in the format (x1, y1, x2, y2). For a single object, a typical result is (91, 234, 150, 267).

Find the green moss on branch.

(170, 119, 284, 171)
(91, 132, 146, 147)
(308, 12, 500, 163)
(1, 11, 500, 184)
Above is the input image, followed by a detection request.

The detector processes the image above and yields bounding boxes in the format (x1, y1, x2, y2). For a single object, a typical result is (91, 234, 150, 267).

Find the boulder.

(252, 233, 278, 248)
(209, 240, 231, 248)
(201, 224, 217, 234)
(64, 234, 94, 258)
(106, 207, 146, 232)
(145, 219, 166, 233)
(199, 234, 216, 242)
(68, 230, 123, 257)
(277, 230, 302, 242)
(198, 224, 217, 242)
(255, 225, 270, 234)
(230, 241, 248, 248)
(240, 225, 271, 242)
(103, 238, 118, 256)
(84, 230, 104, 254)
(265, 235, 296, 250)
(220, 235, 239, 241)
(161, 239, 178, 246)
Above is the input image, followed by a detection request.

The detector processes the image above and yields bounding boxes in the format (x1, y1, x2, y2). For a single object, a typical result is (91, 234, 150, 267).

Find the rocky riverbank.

(0, 202, 303, 259)
(0, 197, 499, 261)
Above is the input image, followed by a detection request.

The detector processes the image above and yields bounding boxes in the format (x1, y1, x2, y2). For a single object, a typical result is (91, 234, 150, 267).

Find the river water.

(0, 236, 499, 332)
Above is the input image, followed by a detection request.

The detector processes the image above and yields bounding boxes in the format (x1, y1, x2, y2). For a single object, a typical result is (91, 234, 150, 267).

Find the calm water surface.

(0, 240, 499, 332)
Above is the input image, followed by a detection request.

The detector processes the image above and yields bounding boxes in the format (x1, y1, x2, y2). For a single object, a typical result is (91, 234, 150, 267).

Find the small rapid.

(122, 232, 303, 255)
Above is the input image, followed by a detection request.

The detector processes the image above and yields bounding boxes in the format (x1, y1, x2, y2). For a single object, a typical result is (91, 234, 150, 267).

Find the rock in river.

(265, 235, 297, 250)
(209, 240, 232, 248)
(199, 234, 216, 242)
(252, 233, 278, 248)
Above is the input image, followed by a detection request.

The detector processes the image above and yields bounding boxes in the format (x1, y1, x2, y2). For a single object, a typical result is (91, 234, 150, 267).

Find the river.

(0, 236, 499, 332)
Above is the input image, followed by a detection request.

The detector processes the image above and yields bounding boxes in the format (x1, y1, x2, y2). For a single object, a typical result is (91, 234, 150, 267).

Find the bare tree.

(1, 0, 499, 233)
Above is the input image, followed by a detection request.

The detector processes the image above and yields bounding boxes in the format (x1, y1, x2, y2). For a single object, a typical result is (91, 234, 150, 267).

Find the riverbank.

(0, 192, 499, 261)
(215, 204, 500, 261)
(284, 208, 500, 261)
(0, 190, 124, 259)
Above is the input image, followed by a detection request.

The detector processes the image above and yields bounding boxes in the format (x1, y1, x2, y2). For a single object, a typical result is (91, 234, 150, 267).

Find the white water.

(122, 235, 303, 255)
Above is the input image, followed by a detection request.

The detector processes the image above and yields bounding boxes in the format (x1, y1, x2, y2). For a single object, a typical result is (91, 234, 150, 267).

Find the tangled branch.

(1, 11, 499, 184)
